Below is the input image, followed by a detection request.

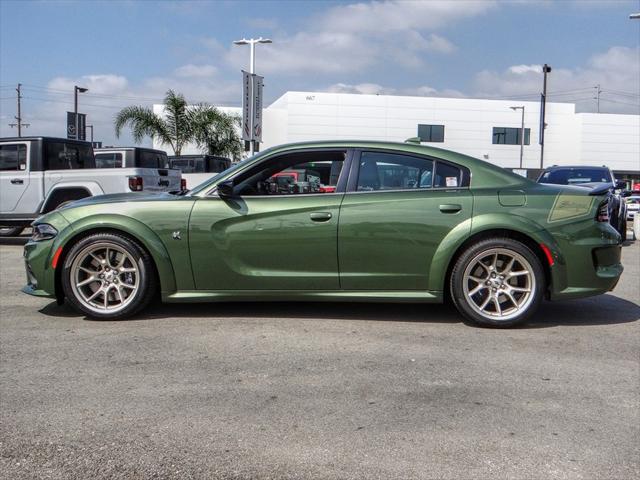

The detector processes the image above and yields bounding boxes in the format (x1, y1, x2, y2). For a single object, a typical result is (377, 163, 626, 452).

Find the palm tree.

(114, 90, 191, 156)
(188, 105, 243, 160)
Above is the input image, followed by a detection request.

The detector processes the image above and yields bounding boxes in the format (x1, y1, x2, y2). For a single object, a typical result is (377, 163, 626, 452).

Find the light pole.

(87, 124, 94, 144)
(510, 106, 525, 169)
(233, 37, 272, 155)
(74, 86, 88, 140)
(539, 64, 551, 169)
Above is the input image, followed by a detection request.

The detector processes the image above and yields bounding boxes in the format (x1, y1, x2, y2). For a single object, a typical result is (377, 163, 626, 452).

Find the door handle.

(310, 212, 332, 222)
(10, 179, 24, 185)
(439, 204, 462, 213)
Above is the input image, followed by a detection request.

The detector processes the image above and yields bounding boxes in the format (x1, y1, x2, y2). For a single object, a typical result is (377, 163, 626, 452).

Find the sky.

(1, 0, 639, 146)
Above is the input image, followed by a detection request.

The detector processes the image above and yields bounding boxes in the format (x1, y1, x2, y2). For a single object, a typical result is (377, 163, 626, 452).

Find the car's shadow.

(39, 294, 640, 329)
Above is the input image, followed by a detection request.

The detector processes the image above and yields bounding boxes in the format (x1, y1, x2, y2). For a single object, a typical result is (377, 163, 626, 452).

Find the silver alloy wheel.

(462, 247, 536, 321)
(70, 241, 140, 314)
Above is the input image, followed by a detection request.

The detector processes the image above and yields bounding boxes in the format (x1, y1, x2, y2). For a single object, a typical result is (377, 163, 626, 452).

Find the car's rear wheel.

(0, 227, 24, 237)
(61, 232, 156, 320)
(450, 238, 545, 328)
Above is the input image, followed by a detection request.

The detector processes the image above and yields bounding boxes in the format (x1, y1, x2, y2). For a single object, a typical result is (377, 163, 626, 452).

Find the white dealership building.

(155, 91, 640, 180)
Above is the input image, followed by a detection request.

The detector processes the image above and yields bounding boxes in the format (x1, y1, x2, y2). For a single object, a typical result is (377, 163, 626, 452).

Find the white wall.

(576, 113, 640, 173)
(153, 92, 639, 173)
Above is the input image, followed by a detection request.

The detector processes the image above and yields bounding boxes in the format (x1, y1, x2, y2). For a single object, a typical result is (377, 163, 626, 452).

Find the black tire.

(450, 237, 545, 328)
(0, 227, 24, 237)
(61, 232, 157, 320)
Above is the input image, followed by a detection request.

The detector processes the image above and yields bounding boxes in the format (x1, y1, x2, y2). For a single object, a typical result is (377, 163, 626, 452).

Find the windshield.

(539, 168, 611, 185)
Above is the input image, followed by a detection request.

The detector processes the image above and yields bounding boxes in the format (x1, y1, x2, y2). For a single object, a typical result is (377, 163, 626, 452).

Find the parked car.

(167, 155, 231, 189)
(22, 141, 623, 328)
(0, 137, 176, 237)
(94, 147, 183, 192)
(626, 195, 640, 221)
(537, 165, 627, 241)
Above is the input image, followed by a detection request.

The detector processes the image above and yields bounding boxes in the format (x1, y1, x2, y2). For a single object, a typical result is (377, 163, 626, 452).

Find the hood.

(58, 192, 181, 210)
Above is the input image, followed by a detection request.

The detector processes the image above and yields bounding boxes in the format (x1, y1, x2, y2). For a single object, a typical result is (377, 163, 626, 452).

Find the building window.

(492, 127, 530, 145)
(417, 124, 445, 143)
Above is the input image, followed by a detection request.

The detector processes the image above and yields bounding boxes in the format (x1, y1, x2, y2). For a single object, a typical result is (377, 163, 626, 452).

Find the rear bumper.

(548, 223, 623, 301)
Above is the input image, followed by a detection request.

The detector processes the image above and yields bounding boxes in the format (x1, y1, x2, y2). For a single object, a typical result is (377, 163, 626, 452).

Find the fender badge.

(172, 231, 181, 240)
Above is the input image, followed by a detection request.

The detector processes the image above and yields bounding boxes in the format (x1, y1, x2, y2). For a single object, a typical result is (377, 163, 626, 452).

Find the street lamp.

(630, 13, 640, 19)
(510, 106, 525, 169)
(233, 37, 272, 75)
(74, 86, 88, 140)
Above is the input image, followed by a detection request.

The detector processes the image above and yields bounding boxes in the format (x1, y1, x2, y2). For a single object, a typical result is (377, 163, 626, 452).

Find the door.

(338, 150, 473, 291)
(189, 149, 350, 290)
(0, 142, 30, 213)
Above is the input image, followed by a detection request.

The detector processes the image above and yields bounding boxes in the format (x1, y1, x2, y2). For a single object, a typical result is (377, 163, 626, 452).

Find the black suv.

(538, 165, 628, 241)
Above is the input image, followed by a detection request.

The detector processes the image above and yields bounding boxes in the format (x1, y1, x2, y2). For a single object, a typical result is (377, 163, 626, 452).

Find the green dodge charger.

(23, 141, 623, 327)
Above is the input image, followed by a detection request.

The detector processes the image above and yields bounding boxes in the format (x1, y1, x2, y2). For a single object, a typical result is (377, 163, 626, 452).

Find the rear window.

(45, 141, 95, 169)
(539, 168, 611, 185)
(169, 158, 205, 173)
(139, 151, 167, 169)
(95, 153, 123, 168)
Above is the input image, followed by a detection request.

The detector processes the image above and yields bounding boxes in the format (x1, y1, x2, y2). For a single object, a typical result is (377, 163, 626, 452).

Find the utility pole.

(8, 84, 29, 136)
(539, 64, 551, 169)
(594, 84, 602, 113)
(87, 125, 94, 144)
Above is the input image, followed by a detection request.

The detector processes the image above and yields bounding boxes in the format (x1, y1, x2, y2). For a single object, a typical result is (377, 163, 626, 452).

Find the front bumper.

(22, 212, 71, 299)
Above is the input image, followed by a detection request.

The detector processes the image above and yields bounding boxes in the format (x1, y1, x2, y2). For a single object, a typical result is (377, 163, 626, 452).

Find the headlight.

(31, 223, 58, 242)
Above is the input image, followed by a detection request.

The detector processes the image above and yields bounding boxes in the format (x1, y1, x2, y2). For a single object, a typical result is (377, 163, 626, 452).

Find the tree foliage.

(114, 90, 242, 158)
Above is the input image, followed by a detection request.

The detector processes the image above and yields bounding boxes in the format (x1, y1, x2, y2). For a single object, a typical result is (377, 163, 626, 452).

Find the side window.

(0, 144, 27, 171)
(434, 162, 463, 188)
(356, 151, 433, 192)
(45, 142, 95, 169)
(234, 151, 346, 196)
(95, 153, 123, 168)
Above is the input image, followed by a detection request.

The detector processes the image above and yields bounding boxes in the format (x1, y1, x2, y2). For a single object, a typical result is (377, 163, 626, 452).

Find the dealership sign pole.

(234, 37, 272, 156)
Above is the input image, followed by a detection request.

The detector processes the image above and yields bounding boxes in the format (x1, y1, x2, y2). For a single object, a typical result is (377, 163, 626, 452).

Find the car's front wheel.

(450, 238, 545, 327)
(61, 232, 156, 320)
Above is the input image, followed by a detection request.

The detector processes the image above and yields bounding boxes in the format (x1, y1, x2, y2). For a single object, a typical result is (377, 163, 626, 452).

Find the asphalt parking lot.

(1, 235, 638, 480)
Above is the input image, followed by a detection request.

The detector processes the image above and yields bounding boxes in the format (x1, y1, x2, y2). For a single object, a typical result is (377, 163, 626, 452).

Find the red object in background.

(318, 185, 336, 193)
(632, 183, 640, 193)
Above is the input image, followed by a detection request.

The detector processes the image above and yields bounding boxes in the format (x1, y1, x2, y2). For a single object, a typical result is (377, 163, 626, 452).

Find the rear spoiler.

(585, 183, 613, 196)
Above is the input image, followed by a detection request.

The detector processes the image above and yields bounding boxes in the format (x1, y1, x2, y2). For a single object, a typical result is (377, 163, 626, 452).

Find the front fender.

(56, 213, 177, 294)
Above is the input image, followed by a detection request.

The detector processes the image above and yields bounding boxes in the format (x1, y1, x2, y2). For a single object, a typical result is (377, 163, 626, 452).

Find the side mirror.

(615, 180, 626, 190)
(217, 180, 235, 198)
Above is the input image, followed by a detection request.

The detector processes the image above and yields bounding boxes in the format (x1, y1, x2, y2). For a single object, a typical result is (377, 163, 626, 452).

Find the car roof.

(95, 147, 167, 154)
(543, 165, 609, 170)
(0, 136, 92, 145)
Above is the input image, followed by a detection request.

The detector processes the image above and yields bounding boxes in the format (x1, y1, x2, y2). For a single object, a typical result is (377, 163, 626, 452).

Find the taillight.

(597, 199, 610, 222)
(181, 178, 187, 190)
(128, 176, 143, 191)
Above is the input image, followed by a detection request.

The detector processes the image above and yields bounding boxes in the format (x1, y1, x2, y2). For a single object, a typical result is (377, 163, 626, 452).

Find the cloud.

(473, 46, 640, 114)
(326, 82, 465, 98)
(224, 0, 491, 76)
(173, 64, 218, 78)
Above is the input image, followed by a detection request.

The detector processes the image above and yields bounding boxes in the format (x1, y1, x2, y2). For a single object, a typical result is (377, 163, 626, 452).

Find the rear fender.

(427, 213, 565, 293)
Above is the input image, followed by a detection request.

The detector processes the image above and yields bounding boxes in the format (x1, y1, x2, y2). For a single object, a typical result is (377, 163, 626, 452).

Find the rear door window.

(434, 162, 463, 188)
(0, 144, 27, 171)
(356, 151, 434, 191)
